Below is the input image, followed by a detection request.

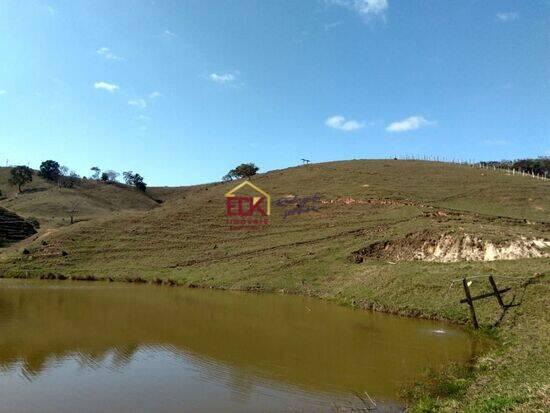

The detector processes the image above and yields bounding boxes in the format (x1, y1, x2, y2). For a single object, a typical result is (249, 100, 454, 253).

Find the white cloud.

(209, 73, 236, 84)
(354, 0, 388, 16)
(0, 90, 7, 95)
(128, 98, 147, 109)
(97, 47, 123, 61)
(386, 115, 434, 133)
(325, 115, 365, 131)
(162, 29, 177, 38)
(93, 81, 119, 93)
(328, 0, 388, 19)
(46, 5, 56, 16)
(497, 12, 519, 22)
(148, 91, 161, 98)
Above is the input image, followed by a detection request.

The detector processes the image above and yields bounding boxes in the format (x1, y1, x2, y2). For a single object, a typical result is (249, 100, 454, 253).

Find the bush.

(26, 217, 40, 229)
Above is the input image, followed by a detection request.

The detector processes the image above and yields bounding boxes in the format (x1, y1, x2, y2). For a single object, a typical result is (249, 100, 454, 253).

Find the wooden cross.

(460, 276, 518, 329)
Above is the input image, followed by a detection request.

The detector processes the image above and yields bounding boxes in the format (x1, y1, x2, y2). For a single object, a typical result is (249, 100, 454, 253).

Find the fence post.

(462, 278, 479, 329)
(488, 276, 505, 308)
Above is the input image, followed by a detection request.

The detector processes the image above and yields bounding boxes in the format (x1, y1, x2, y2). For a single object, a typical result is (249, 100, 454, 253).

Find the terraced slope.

(0, 207, 36, 245)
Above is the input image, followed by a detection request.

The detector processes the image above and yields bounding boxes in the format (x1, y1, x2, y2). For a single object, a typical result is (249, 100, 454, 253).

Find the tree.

(101, 170, 119, 182)
(222, 170, 239, 182)
(480, 157, 550, 177)
(122, 171, 134, 185)
(90, 166, 101, 180)
(57, 167, 80, 188)
(133, 174, 146, 192)
(9, 166, 33, 193)
(122, 171, 147, 192)
(68, 201, 79, 224)
(38, 160, 61, 181)
(235, 163, 259, 179)
(225, 163, 259, 180)
(513, 157, 549, 176)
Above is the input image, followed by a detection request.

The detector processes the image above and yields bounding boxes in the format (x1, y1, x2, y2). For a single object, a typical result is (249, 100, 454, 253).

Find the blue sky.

(0, 0, 549, 185)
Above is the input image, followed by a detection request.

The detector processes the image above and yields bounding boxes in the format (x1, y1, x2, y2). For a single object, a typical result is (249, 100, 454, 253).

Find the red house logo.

(225, 181, 270, 230)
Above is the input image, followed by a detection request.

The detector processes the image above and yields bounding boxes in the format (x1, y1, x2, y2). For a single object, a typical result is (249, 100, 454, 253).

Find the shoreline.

(0, 268, 498, 411)
(0, 269, 483, 325)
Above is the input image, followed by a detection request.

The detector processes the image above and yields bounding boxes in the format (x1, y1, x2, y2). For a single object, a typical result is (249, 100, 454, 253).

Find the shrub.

(26, 217, 40, 229)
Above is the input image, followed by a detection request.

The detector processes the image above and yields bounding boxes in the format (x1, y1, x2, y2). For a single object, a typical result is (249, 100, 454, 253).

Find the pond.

(0, 279, 481, 412)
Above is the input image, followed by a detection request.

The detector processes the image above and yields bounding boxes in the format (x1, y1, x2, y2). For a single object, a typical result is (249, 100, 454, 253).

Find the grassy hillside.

(0, 167, 158, 228)
(0, 159, 549, 411)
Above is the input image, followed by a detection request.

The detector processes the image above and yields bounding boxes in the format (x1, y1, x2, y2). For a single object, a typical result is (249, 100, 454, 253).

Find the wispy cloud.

(148, 91, 161, 98)
(97, 47, 123, 61)
(128, 98, 147, 109)
(209, 73, 236, 85)
(46, 5, 56, 16)
(386, 115, 434, 133)
(93, 81, 119, 93)
(328, 0, 388, 20)
(0, 90, 7, 96)
(324, 21, 343, 31)
(162, 29, 177, 38)
(497, 12, 519, 22)
(325, 115, 365, 131)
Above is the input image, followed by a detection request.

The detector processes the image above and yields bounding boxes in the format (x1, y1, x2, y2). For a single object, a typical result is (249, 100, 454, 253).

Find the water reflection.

(0, 280, 481, 412)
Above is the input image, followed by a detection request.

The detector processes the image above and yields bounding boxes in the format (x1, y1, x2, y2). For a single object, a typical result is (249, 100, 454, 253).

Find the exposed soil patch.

(351, 232, 550, 263)
(321, 197, 421, 207)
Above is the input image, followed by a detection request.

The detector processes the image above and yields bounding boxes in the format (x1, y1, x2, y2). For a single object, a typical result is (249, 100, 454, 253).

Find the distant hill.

(1, 159, 548, 279)
(0, 167, 159, 229)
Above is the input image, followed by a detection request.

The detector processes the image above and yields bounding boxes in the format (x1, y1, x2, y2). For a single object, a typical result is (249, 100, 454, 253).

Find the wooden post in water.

(462, 278, 479, 329)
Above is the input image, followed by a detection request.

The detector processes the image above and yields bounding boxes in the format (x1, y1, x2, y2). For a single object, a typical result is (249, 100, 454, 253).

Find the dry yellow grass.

(0, 167, 158, 228)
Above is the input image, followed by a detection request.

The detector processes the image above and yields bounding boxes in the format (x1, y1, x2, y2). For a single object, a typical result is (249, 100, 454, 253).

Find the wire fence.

(389, 155, 550, 181)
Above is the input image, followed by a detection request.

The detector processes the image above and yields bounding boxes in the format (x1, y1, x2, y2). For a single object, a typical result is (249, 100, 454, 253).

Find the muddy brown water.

(0, 279, 482, 412)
